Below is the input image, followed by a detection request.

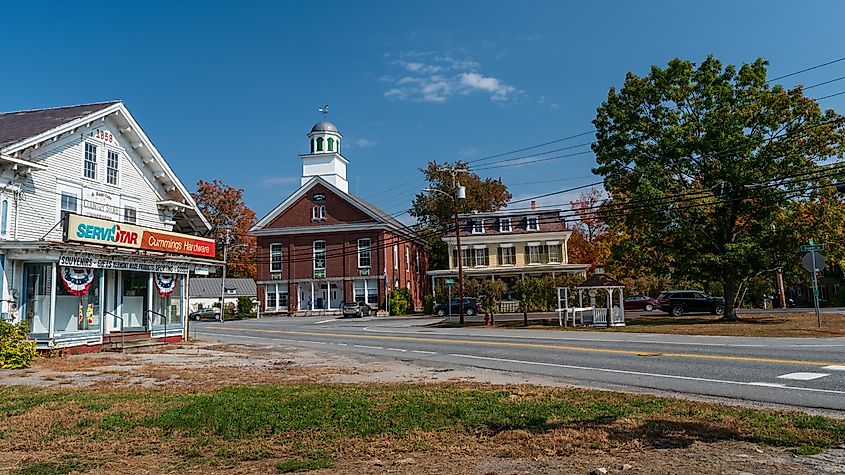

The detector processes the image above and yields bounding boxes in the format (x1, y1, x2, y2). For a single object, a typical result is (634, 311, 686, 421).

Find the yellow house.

(427, 203, 589, 294)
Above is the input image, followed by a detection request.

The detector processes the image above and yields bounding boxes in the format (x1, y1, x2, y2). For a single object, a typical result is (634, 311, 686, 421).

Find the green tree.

(592, 56, 845, 321)
(410, 161, 511, 270)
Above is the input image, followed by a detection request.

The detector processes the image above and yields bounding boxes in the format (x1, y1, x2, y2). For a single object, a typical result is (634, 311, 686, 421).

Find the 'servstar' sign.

(65, 214, 216, 258)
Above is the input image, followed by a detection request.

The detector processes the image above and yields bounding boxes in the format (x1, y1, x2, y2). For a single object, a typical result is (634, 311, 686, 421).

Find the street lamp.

(424, 182, 468, 324)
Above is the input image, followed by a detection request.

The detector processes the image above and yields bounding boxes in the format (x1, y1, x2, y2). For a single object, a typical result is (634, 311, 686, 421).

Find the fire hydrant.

(484, 312, 491, 326)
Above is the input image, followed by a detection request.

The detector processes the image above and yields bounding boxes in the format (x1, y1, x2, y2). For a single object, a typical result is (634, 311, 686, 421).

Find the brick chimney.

(530, 200, 536, 210)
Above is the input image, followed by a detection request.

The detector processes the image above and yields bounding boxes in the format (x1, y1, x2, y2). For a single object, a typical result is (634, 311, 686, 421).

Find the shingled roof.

(0, 101, 120, 149)
(188, 278, 257, 298)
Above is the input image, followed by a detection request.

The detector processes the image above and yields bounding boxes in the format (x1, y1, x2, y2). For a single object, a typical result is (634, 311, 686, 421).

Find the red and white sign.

(65, 214, 216, 258)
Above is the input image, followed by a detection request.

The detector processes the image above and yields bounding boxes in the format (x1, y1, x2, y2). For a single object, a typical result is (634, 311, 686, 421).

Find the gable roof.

(251, 176, 424, 243)
(0, 101, 120, 149)
(189, 278, 256, 298)
(0, 101, 210, 233)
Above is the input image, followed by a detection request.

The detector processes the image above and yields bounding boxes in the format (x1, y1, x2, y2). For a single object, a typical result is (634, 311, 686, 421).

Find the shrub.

(0, 320, 38, 369)
(388, 288, 412, 316)
(237, 296, 255, 317)
(423, 294, 435, 315)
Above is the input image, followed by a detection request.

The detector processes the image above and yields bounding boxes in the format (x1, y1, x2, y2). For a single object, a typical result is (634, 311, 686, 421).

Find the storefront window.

(23, 263, 52, 335)
(122, 271, 148, 329)
(55, 267, 101, 334)
(152, 274, 182, 328)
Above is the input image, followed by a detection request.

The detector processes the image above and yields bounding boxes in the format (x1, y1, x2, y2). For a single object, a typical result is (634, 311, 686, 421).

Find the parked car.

(624, 295, 660, 312)
(433, 298, 478, 317)
(341, 301, 373, 318)
(658, 290, 725, 316)
(189, 308, 221, 321)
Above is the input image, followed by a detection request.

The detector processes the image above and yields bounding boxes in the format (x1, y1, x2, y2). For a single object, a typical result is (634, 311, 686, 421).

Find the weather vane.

(318, 104, 329, 117)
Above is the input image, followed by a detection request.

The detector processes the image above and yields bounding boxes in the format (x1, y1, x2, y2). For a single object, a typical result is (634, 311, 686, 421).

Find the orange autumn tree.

(192, 179, 257, 278)
(567, 188, 612, 271)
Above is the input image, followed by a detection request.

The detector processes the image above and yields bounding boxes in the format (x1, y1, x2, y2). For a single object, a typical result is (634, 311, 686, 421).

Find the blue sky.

(2, 1, 845, 222)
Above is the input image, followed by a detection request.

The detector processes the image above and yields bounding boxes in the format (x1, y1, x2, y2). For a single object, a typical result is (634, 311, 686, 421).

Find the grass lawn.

(1, 383, 844, 473)
(460, 312, 845, 337)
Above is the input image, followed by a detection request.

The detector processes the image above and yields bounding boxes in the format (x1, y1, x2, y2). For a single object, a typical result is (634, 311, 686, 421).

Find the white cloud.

(394, 60, 443, 74)
(461, 146, 480, 157)
(458, 72, 516, 101)
(353, 138, 377, 148)
(381, 51, 521, 104)
(259, 176, 300, 188)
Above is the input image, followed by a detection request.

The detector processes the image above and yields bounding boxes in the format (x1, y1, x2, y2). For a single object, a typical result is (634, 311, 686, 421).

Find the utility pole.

(424, 166, 468, 324)
(439, 166, 468, 324)
(219, 227, 230, 323)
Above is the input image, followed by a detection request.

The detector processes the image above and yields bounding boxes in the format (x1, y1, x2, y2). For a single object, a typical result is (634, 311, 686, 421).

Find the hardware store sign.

(65, 214, 216, 258)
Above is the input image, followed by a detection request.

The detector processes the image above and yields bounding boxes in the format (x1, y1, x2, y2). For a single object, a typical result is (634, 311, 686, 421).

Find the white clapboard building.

(0, 101, 219, 350)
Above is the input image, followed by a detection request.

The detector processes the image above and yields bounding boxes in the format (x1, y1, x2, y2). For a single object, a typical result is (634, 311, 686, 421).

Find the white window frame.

(546, 241, 560, 264)
(405, 246, 410, 271)
(270, 243, 283, 273)
(528, 244, 541, 264)
(56, 182, 81, 223)
(471, 219, 484, 234)
(83, 142, 97, 180)
(499, 217, 511, 233)
(526, 216, 539, 231)
(500, 245, 514, 266)
(357, 238, 371, 268)
(106, 149, 120, 186)
(0, 197, 8, 238)
(313, 240, 326, 270)
(266, 284, 277, 309)
(393, 244, 398, 270)
(123, 206, 137, 224)
(474, 247, 487, 267)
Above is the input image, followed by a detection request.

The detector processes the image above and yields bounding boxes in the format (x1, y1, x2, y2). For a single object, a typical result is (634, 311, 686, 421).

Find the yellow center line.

(207, 327, 842, 367)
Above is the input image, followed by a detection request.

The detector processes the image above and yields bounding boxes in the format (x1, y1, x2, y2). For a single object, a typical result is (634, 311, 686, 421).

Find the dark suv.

(658, 290, 725, 316)
(434, 298, 478, 317)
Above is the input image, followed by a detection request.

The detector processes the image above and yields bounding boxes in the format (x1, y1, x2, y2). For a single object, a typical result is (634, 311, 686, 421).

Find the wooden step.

(102, 340, 167, 353)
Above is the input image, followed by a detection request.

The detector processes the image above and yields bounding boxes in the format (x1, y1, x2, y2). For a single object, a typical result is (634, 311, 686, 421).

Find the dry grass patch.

(0, 383, 843, 473)
(481, 312, 845, 337)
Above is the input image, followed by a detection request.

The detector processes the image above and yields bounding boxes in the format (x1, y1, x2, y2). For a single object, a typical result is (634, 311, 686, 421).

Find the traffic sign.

(444, 279, 455, 286)
(800, 244, 825, 252)
(802, 252, 826, 273)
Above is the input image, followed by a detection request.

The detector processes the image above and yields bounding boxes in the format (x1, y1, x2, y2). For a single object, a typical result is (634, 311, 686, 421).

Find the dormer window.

(526, 216, 539, 231)
(499, 217, 511, 232)
(471, 219, 484, 234)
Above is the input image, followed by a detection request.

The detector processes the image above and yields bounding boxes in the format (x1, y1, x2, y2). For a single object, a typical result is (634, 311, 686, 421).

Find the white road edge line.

(315, 319, 336, 324)
(449, 354, 845, 396)
(777, 372, 829, 381)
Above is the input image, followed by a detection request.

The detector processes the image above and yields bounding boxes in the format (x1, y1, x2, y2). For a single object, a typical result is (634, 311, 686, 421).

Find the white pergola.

(575, 273, 626, 327)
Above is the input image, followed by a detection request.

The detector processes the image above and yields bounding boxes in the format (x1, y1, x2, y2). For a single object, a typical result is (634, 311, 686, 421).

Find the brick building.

(251, 120, 428, 315)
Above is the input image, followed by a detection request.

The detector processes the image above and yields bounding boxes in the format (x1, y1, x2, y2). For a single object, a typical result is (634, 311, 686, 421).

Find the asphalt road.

(193, 315, 845, 414)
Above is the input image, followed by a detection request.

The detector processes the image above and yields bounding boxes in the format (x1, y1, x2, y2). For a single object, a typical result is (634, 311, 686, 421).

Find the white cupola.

(301, 120, 349, 193)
